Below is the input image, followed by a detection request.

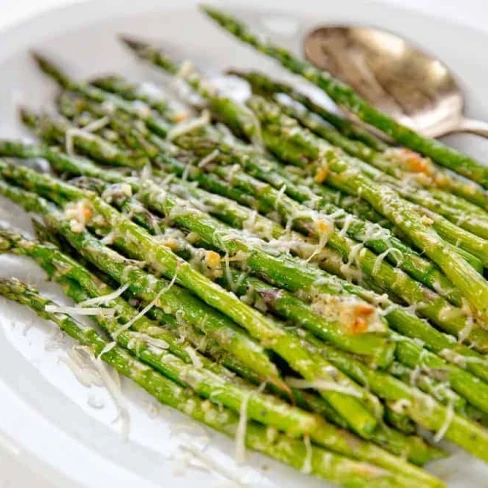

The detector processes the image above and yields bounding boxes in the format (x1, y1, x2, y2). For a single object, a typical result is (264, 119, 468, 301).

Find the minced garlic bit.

(311, 295, 382, 334)
(63, 199, 93, 233)
(205, 250, 221, 270)
(384, 148, 434, 176)
(314, 164, 329, 184)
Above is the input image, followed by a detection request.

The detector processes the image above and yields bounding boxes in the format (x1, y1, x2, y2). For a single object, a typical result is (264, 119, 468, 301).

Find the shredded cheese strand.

(113, 272, 178, 338)
(433, 399, 455, 443)
(235, 392, 250, 464)
(302, 435, 313, 474)
(167, 110, 210, 141)
(198, 149, 220, 168)
(45, 305, 115, 317)
(91, 356, 130, 438)
(97, 341, 117, 360)
(77, 283, 129, 307)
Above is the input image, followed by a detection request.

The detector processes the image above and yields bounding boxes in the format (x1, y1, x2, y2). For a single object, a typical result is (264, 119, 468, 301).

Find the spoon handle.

(448, 118, 488, 138)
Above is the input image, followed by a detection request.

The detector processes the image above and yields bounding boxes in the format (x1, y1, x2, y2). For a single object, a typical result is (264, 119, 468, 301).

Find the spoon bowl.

(304, 25, 488, 138)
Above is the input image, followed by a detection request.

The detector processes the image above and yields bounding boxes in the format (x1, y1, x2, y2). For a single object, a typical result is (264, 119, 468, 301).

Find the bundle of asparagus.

(1, 6, 488, 486)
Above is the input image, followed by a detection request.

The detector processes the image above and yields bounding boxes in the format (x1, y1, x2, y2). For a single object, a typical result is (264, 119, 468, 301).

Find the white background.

(0, 0, 486, 487)
(0, 0, 486, 34)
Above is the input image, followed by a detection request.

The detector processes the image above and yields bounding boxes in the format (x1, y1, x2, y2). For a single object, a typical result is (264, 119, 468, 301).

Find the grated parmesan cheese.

(185, 345, 204, 369)
(302, 435, 313, 474)
(235, 392, 250, 464)
(97, 341, 117, 360)
(113, 272, 178, 338)
(77, 283, 129, 307)
(91, 356, 130, 438)
(433, 399, 455, 443)
(198, 149, 220, 168)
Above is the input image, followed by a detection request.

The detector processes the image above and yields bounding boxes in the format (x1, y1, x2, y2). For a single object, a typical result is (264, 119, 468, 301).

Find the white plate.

(1, 1, 488, 487)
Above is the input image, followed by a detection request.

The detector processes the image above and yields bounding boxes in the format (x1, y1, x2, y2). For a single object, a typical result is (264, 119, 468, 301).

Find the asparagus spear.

(201, 6, 488, 188)
(40, 88, 488, 318)
(145, 228, 488, 461)
(0, 278, 403, 488)
(0, 171, 381, 436)
(76, 178, 396, 367)
(230, 69, 488, 213)
(298, 329, 488, 462)
(20, 109, 146, 170)
(3, 226, 448, 484)
(32, 52, 172, 139)
(90, 74, 176, 118)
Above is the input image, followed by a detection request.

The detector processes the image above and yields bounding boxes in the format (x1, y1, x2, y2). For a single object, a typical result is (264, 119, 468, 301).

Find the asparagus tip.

(30, 51, 56, 76)
(30, 51, 71, 88)
(119, 35, 150, 54)
(225, 68, 245, 77)
(18, 105, 38, 127)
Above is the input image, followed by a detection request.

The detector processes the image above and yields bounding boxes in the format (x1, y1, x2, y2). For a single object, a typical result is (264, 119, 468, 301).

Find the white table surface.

(0, 0, 486, 487)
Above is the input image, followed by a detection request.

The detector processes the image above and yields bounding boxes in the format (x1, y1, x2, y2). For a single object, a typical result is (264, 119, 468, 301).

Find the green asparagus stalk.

(31, 53, 172, 139)
(20, 109, 148, 170)
(90, 74, 177, 119)
(66, 176, 488, 420)
(0, 278, 402, 488)
(0, 170, 381, 436)
(0, 204, 283, 390)
(3, 227, 448, 484)
(297, 329, 488, 462)
(387, 362, 466, 413)
(201, 6, 488, 188)
(74, 176, 394, 366)
(44, 87, 486, 323)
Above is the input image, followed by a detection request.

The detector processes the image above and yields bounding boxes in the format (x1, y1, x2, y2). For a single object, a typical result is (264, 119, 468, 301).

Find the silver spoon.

(304, 25, 488, 138)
